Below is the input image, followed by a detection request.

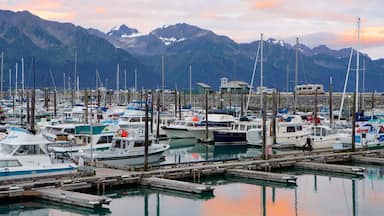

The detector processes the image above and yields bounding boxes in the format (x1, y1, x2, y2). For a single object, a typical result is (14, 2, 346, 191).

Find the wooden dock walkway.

(0, 148, 384, 209)
(351, 156, 384, 165)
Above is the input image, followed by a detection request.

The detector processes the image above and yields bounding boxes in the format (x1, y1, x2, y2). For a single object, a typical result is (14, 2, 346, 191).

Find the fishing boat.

(0, 127, 76, 176)
(213, 118, 262, 145)
(47, 125, 116, 154)
(247, 115, 310, 148)
(76, 128, 169, 166)
(162, 114, 235, 140)
(297, 125, 347, 149)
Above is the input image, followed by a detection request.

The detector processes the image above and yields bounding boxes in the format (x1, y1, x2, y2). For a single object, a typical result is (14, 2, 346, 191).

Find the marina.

(0, 2, 384, 215)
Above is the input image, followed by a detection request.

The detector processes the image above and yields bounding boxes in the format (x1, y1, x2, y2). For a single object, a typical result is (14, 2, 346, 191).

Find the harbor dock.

(0, 148, 384, 209)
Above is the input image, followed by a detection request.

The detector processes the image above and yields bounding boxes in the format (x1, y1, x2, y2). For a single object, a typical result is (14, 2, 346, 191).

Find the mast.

(294, 37, 299, 113)
(0, 52, 3, 99)
(116, 64, 120, 105)
(8, 69, 11, 100)
(134, 68, 137, 93)
(74, 49, 77, 103)
(15, 63, 18, 108)
(124, 69, 127, 91)
(286, 64, 289, 92)
(21, 58, 24, 125)
(161, 56, 165, 108)
(189, 65, 192, 106)
(362, 59, 365, 110)
(260, 33, 264, 115)
(355, 17, 360, 113)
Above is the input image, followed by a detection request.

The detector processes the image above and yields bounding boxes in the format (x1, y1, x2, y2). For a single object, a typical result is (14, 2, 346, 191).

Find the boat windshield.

(14, 144, 45, 155)
(0, 144, 18, 155)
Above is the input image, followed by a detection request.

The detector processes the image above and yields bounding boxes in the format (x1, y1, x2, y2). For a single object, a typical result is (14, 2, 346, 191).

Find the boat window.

(114, 140, 121, 148)
(321, 128, 327, 136)
(134, 141, 144, 147)
(297, 126, 302, 131)
(97, 135, 113, 144)
(287, 126, 296, 133)
(0, 144, 17, 155)
(134, 140, 152, 147)
(51, 128, 62, 133)
(240, 125, 246, 130)
(0, 160, 21, 168)
(129, 117, 141, 122)
(15, 144, 44, 155)
(315, 127, 321, 136)
(63, 128, 75, 134)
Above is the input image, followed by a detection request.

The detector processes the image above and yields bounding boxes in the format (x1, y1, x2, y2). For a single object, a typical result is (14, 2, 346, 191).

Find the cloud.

(0, 0, 383, 58)
(95, 7, 106, 14)
(253, 0, 282, 9)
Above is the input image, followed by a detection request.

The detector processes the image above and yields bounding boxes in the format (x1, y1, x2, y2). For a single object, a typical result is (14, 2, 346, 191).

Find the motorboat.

(75, 128, 169, 166)
(47, 125, 116, 154)
(0, 127, 76, 176)
(162, 114, 235, 140)
(213, 118, 262, 145)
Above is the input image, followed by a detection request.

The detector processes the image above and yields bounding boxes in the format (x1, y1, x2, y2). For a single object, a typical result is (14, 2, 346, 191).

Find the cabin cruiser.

(297, 125, 347, 149)
(0, 127, 76, 176)
(41, 123, 85, 141)
(247, 115, 310, 148)
(47, 125, 116, 154)
(213, 118, 262, 145)
(333, 124, 384, 150)
(75, 128, 169, 166)
(162, 114, 235, 140)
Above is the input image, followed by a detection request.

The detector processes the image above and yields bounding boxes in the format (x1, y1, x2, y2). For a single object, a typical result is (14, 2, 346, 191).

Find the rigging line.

(245, 41, 261, 113)
(49, 69, 56, 91)
(339, 48, 354, 121)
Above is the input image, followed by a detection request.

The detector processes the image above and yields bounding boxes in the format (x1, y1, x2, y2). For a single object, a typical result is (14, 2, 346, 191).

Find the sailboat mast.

(260, 33, 264, 115)
(362, 59, 365, 110)
(134, 68, 137, 92)
(116, 63, 120, 105)
(189, 65, 192, 106)
(15, 63, 18, 106)
(161, 56, 165, 108)
(124, 69, 127, 91)
(355, 17, 360, 113)
(0, 52, 3, 99)
(294, 37, 299, 113)
(21, 58, 24, 125)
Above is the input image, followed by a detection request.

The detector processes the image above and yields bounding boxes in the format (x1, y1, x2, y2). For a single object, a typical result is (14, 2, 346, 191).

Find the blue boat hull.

(213, 131, 247, 144)
(0, 167, 76, 177)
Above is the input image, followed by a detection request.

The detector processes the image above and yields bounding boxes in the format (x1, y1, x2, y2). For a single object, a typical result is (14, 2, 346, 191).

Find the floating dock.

(295, 162, 365, 175)
(1, 149, 384, 209)
(36, 188, 111, 209)
(141, 177, 213, 194)
(226, 169, 297, 184)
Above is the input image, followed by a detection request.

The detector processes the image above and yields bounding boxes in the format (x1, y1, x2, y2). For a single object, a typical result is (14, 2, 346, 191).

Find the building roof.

(220, 80, 250, 89)
(196, 83, 211, 89)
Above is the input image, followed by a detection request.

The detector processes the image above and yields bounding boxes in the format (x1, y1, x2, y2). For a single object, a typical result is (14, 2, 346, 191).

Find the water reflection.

(1, 143, 384, 216)
(162, 139, 261, 164)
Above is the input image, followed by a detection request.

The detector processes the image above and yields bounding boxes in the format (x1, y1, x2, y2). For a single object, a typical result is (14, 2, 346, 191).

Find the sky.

(1, 0, 383, 59)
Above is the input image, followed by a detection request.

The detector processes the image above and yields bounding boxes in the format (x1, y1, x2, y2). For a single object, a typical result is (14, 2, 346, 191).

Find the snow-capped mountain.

(107, 24, 140, 38)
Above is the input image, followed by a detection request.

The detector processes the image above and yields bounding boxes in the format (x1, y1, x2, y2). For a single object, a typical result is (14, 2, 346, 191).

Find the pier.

(1, 148, 384, 209)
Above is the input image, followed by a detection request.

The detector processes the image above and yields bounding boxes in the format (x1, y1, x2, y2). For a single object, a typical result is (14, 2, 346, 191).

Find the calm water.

(1, 140, 384, 216)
